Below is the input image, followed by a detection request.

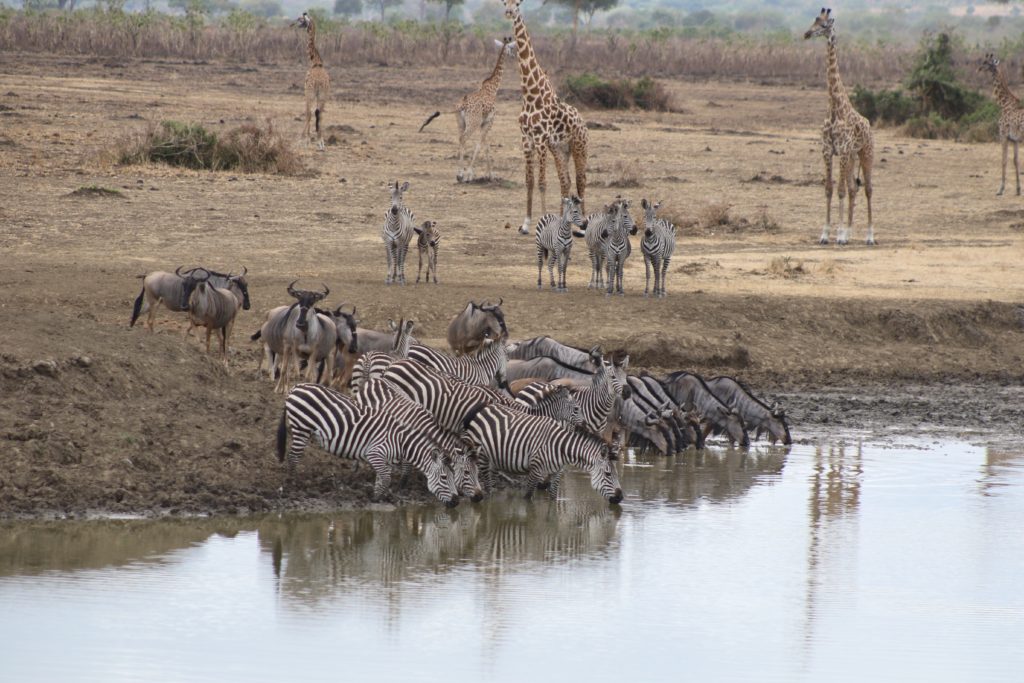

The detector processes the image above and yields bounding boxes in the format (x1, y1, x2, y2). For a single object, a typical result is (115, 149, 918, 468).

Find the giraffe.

(292, 12, 330, 152)
(979, 53, 1024, 196)
(419, 37, 516, 183)
(805, 8, 876, 246)
(503, 0, 590, 235)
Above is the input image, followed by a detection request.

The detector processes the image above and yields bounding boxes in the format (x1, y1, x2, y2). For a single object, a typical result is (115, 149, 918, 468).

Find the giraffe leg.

(860, 149, 876, 246)
(538, 149, 549, 215)
(572, 142, 588, 214)
(820, 151, 834, 244)
(836, 157, 850, 245)
(551, 144, 572, 203)
(315, 94, 326, 152)
(521, 143, 535, 234)
(1014, 141, 1021, 196)
(480, 113, 496, 179)
(844, 156, 857, 244)
(998, 139, 1008, 196)
(456, 111, 469, 182)
(303, 94, 313, 147)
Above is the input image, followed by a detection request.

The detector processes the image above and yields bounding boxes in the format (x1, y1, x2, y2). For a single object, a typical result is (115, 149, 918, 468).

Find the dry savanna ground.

(1, 53, 1022, 517)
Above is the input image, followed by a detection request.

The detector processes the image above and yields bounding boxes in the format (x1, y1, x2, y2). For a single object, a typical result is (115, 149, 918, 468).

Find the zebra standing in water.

(536, 195, 586, 292)
(567, 347, 631, 436)
(462, 403, 624, 504)
(277, 382, 459, 506)
(640, 198, 676, 298)
(602, 198, 637, 296)
(382, 181, 416, 285)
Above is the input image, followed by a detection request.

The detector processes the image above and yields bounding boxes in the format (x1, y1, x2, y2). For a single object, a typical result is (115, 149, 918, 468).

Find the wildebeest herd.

(129, 265, 791, 509)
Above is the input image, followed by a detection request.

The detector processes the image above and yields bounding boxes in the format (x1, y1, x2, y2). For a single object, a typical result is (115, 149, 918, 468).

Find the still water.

(1, 439, 1022, 682)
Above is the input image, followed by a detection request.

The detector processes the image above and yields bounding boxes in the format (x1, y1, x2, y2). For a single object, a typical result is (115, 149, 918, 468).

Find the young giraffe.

(979, 53, 1024, 196)
(419, 37, 516, 183)
(503, 0, 590, 235)
(293, 12, 330, 152)
(805, 8, 876, 246)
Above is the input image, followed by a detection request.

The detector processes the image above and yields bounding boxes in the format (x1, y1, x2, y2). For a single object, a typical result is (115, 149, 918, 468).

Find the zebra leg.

(547, 469, 565, 501)
(385, 243, 394, 285)
(366, 451, 393, 500)
(548, 252, 558, 290)
(617, 261, 625, 296)
(286, 424, 311, 474)
(643, 253, 652, 297)
(397, 243, 408, 285)
(537, 246, 545, 289)
(588, 250, 598, 289)
(558, 250, 569, 292)
(605, 258, 615, 297)
(431, 247, 438, 284)
(660, 257, 670, 298)
(416, 246, 424, 284)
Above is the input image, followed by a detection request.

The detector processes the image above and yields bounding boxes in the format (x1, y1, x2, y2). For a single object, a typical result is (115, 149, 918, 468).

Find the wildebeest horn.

(287, 279, 300, 298)
(175, 265, 185, 276)
(240, 266, 247, 277)
(320, 284, 329, 298)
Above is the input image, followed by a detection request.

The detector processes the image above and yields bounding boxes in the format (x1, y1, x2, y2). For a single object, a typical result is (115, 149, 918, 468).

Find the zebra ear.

(387, 319, 397, 331)
(413, 226, 423, 235)
(400, 181, 410, 192)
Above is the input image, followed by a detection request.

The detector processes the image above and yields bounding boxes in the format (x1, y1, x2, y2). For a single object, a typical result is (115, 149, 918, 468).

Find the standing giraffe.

(293, 12, 330, 152)
(979, 53, 1024, 196)
(419, 37, 516, 183)
(805, 8, 876, 246)
(503, 0, 590, 235)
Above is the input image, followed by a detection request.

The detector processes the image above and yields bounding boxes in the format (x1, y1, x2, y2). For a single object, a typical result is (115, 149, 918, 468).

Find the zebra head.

(427, 447, 460, 508)
(641, 198, 662, 237)
(590, 434, 624, 505)
(388, 180, 410, 216)
(452, 448, 484, 503)
(561, 195, 587, 230)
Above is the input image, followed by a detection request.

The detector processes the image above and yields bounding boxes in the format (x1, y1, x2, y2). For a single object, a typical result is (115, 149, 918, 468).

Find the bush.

(852, 85, 916, 125)
(563, 73, 673, 111)
(118, 120, 303, 173)
(901, 112, 959, 140)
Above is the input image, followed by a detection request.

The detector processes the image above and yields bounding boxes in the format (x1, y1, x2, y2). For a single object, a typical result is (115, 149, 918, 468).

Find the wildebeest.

(186, 268, 242, 364)
(704, 376, 792, 445)
(446, 299, 508, 355)
(129, 265, 249, 332)
(252, 281, 331, 393)
(660, 371, 750, 448)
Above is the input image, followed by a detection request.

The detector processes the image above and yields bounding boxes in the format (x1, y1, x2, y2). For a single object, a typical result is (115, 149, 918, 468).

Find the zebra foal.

(277, 382, 460, 506)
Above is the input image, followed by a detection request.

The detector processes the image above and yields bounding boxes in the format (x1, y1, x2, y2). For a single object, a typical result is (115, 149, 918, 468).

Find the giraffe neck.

(510, 11, 554, 110)
(992, 67, 1020, 111)
(825, 32, 850, 118)
(480, 45, 508, 99)
(306, 23, 323, 67)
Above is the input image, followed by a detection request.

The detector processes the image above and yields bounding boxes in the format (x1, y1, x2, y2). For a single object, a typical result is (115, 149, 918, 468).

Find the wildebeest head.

(228, 266, 251, 310)
(330, 304, 358, 353)
(478, 298, 508, 341)
(767, 402, 792, 445)
(175, 265, 202, 309)
(287, 280, 328, 332)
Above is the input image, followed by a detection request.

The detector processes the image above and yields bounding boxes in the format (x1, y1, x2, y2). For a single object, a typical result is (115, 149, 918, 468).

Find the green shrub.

(901, 112, 959, 140)
(563, 73, 672, 111)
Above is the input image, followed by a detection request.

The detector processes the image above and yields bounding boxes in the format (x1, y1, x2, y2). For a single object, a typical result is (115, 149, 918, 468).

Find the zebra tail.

(419, 111, 441, 132)
(460, 400, 487, 433)
(129, 287, 145, 327)
(276, 410, 288, 463)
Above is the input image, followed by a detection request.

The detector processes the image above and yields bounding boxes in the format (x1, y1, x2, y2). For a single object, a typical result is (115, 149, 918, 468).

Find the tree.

(334, 0, 362, 17)
(372, 0, 403, 22)
(427, 0, 464, 23)
(550, 0, 619, 50)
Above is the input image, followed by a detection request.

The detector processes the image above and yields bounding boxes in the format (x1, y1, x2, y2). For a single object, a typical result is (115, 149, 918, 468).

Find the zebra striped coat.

(414, 220, 440, 285)
(640, 199, 676, 298)
(277, 382, 459, 506)
(583, 203, 616, 290)
(536, 195, 586, 292)
(407, 339, 512, 389)
(350, 319, 416, 390)
(462, 403, 624, 503)
(382, 181, 416, 285)
(602, 199, 637, 296)
(354, 378, 484, 501)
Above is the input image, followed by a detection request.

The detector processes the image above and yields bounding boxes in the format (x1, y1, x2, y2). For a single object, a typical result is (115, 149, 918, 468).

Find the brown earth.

(1, 54, 1022, 519)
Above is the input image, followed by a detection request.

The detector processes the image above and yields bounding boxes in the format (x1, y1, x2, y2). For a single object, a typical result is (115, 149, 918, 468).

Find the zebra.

(512, 381, 584, 427)
(461, 403, 624, 504)
(350, 318, 417, 391)
(414, 220, 440, 284)
(407, 338, 514, 389)
(382, 358, 498, 436)
(563, 346, 631, 436)
(536, 195, 586, 292)
(583, 201, 617, 290)
(354, 378, 484, 501)
(602, 198, 638, 296)
(640, 198, 676, 298)
(276, 383, 460, 506)
(382, 180, 416, 286)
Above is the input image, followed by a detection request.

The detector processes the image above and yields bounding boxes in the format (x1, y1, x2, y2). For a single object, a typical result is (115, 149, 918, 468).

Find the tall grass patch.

(563, 73, 673, 111)
(117, 120, 303, 174)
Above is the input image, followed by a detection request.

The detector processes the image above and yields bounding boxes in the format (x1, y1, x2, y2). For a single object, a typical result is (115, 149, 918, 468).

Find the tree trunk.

(571, 0, 581, 54)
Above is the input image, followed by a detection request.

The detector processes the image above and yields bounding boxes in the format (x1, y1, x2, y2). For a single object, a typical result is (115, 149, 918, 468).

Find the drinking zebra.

(382, 181, 416, 285)
(462, 403, 624, 504)
(350, 318, 417, 391)
(536, 195, 586, 292)
(640, 198, 676, 298)
(407, 338, 514, 389)
(276, 382, 460, 506)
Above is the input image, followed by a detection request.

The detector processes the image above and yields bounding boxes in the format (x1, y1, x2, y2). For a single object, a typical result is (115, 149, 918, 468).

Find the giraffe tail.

(419, 111, 441, 132)
(314, 108, 321, 136)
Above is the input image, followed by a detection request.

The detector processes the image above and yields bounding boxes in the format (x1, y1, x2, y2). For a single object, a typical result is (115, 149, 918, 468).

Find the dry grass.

(606, 159, 643, 189)
(697, 202, 732, 230)
(768, 256, 807, 279)
(754, 207, 781, 233)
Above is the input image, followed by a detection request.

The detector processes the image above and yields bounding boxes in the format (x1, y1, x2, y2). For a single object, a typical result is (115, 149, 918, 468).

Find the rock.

(32, 360, 59, 377)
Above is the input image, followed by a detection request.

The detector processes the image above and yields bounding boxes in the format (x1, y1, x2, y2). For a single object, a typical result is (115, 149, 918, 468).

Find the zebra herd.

(528, 194, 676, 297)
(272, 298, 790, 509)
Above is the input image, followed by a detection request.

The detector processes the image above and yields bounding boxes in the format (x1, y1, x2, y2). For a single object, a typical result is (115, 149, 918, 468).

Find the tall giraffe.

(805, 8, 876, 246)
(293, 12, 330, 152)
(979, 53, 1024, 196)
(503, 0, 590, 235)
(419, 37, 516, 183)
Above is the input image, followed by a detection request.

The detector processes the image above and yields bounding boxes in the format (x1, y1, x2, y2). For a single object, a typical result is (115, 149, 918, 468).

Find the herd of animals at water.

(121, 3, 1024, 507)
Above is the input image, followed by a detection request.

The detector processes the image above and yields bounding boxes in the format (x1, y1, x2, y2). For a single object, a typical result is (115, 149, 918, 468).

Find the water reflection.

(256, 496, 620, 604)
(623, 445, 789, 507)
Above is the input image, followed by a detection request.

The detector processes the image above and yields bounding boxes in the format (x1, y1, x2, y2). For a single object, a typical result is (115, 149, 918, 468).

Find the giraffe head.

(292, 12, 312, 30)
(388, 180, 410, 215)
(979, 52, 1001, 76)
(494, 36, 516, 58)
(804, 8, 834, 41)
(503, 0, 523, 21)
